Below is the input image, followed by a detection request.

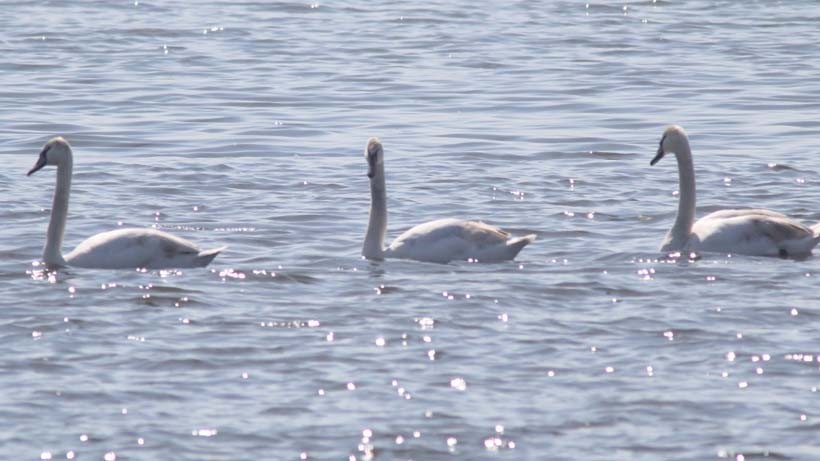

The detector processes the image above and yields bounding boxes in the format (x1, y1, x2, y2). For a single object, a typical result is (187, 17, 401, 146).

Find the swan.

(27, 137, 225, 269)
(362, 138, 535, 263)
(651, 125, 820, 258)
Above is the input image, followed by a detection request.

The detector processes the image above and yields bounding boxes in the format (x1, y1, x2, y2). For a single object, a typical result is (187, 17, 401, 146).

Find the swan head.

(27, 137, 72, 176)
(365, 137, 384, 179)
(651, 125, 688, 166)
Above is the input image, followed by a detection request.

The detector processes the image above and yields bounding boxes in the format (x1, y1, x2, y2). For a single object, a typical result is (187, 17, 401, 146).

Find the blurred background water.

(1, 1, 820, 459)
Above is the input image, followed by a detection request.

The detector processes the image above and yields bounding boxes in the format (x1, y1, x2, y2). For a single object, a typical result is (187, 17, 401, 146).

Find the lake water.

(2, 1, 820, 459)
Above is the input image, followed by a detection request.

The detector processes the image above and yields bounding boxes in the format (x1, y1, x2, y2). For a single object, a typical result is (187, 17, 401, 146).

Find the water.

(1, 1, 820, 459)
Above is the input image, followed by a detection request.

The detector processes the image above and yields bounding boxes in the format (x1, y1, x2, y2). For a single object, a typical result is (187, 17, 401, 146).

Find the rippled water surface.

(2, 1, 820, 459)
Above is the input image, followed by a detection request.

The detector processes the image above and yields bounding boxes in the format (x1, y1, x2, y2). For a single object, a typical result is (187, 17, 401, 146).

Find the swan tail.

(506, 234, 536, 258)
(196, 246, 226, 266)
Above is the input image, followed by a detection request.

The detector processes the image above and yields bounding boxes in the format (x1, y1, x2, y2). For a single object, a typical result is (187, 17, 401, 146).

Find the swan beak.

(650, 147, 664, 166)
(27, 153, 48, 176)
(366, 158, 375, 179)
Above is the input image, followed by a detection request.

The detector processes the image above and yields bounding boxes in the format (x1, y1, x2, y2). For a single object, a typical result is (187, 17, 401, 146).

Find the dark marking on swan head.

(650, 134, 666, 166)
(27, 145, 51, 176)
(651, 125, 688, 166)
(365, 137, 383, 179)
(27, 137, 72, 176)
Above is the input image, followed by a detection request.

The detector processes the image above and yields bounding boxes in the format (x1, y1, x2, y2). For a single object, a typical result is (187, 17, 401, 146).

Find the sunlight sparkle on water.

(416, 317, 435, 329)
(447, 437, 457, 449)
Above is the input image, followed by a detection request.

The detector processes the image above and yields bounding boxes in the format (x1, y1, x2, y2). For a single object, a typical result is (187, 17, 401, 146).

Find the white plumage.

(651, 125, 820, 258)
(65, 228, 224, 269)
(28, 137, 225, 269)
(362, 138, 535, 263)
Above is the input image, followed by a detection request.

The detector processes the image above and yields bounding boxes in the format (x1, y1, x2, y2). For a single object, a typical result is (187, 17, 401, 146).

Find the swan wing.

(693, 211, 818, 257)
(65, 228, 222, 269)
(386, 218, 533, 263)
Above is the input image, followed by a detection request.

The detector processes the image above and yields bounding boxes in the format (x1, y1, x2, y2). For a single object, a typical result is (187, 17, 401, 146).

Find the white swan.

(651, 125, 820, 258)
(362, 138, 535, 263)
(27, 137, 225, 269)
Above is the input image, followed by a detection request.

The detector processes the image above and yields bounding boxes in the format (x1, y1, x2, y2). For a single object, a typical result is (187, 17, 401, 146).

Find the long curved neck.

(362, 164, 387, 259)
(43, 158, 72, 266)
(669, 142, 696, 245)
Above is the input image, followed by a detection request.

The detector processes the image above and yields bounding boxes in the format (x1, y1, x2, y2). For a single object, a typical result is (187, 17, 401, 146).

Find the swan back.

(387, 218, 535, 263)
(690, 210, 820, 258)
(66, 228, 225, 269)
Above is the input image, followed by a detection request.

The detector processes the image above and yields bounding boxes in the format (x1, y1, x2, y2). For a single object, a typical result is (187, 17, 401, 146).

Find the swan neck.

(670, 143, 696, 243)
(363, 165, 387, 259)
(43, 158, 72, 266)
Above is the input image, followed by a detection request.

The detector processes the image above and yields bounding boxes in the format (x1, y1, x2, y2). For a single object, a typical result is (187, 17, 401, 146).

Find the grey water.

(2, 1, 820, 459)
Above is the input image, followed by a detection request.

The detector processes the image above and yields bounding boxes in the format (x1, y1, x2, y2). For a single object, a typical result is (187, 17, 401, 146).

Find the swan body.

(651, 125, 820, 258)
(385, 218, 535, 263)
(27, 137, 224, 269)
(362, 138, 535, 263)
(65, 228, 224, 269)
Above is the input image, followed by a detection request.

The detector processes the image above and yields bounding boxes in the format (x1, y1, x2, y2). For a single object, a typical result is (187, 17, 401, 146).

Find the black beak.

(650, 146, 664, 166)
(27, 151, 48, 176)
(366, 156, 375, 179)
